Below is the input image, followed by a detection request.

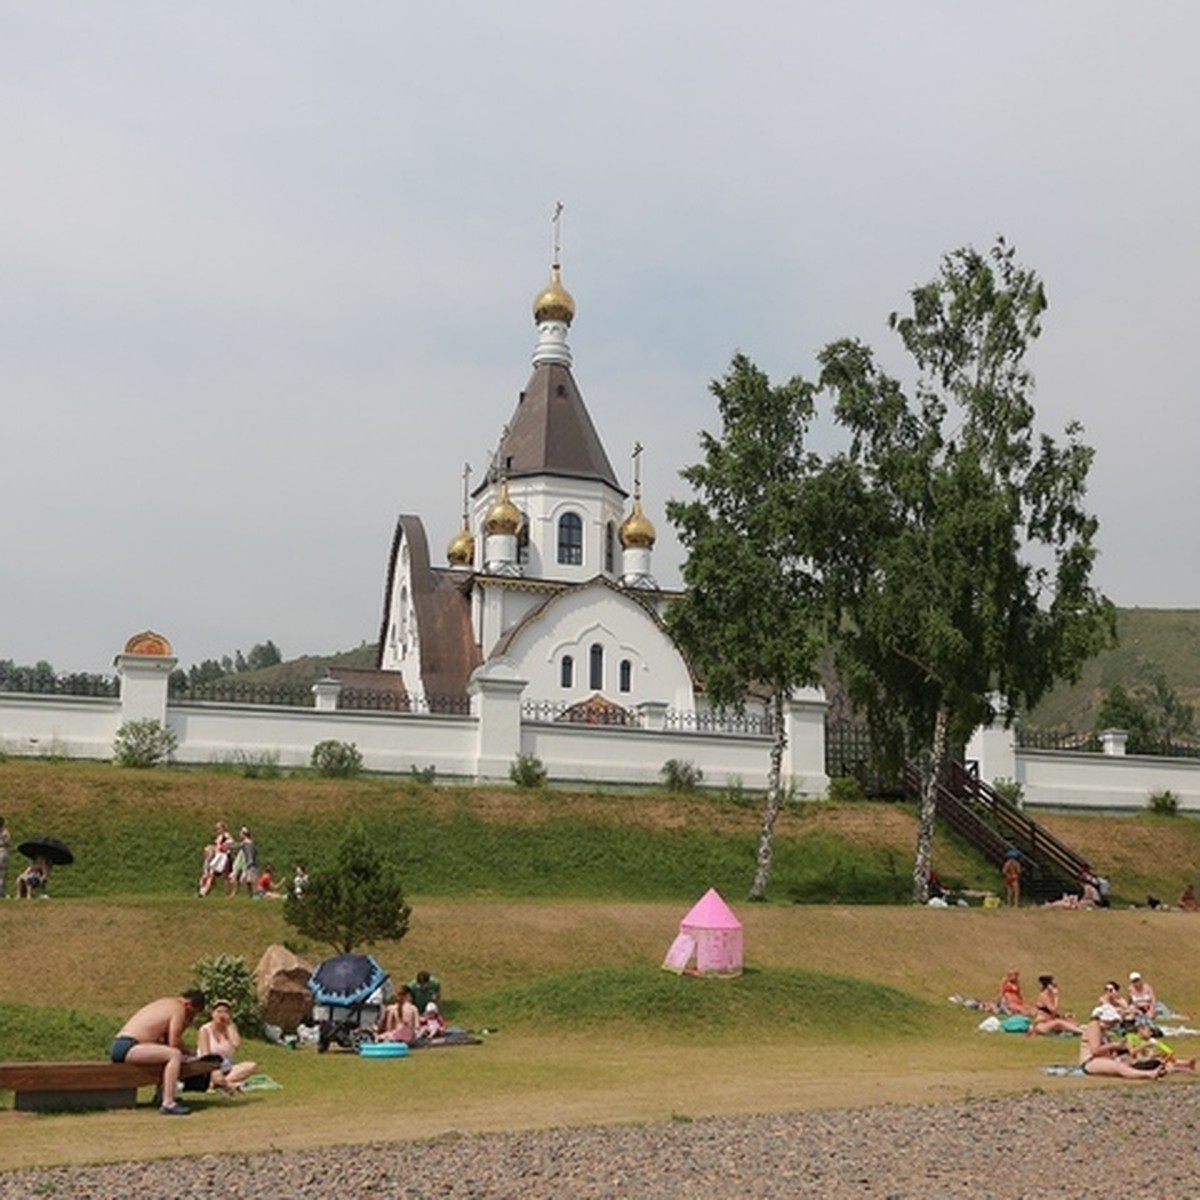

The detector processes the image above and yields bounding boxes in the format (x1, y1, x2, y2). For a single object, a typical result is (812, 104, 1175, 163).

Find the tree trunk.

(749, 690, 787, 901)
(911, 700, 950, 903)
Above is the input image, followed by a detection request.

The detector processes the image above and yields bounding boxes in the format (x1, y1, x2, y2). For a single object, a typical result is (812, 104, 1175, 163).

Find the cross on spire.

(551, 201, 564, 268)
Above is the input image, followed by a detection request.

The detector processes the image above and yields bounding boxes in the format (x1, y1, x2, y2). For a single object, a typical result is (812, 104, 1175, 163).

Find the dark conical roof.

(485, 362, 624, 495)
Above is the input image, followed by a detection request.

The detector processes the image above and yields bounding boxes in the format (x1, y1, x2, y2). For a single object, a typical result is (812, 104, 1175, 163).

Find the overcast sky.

(3, 1, 1197, 674)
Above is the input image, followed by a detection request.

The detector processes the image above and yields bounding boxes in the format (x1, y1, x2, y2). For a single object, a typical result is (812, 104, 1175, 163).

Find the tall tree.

(814, 239, 1115, 901)
(667, 354, 823, 901)
(283, 821, 411, 953)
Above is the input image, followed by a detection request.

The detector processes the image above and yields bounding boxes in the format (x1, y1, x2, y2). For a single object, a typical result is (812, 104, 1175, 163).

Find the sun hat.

(1129, 971, 1142, 981)
(1091, 1004, 1122, 1022)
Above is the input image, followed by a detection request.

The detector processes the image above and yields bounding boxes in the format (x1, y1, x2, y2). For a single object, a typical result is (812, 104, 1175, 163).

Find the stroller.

(307, 953, 392, 1052)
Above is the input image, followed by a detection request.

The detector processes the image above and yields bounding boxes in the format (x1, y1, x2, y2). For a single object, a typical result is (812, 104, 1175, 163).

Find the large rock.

(255, 944, 314, 1032)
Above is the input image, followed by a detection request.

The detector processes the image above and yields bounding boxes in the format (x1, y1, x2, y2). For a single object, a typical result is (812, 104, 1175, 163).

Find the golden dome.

(533, 265, 575, 325)
(484, 480, 522, 535)
(447, 522, 476, 566)
(123, 630, 173, 656)
(619, 499, 656, 549)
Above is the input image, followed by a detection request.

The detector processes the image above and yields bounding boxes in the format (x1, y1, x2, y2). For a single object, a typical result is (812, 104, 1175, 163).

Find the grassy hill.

(1025, 608, 1200, 730)
(5, 761, 1200, 1169)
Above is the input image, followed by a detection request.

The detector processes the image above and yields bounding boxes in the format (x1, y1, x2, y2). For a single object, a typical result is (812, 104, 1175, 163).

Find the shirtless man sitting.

(109, 989, 207, 1116)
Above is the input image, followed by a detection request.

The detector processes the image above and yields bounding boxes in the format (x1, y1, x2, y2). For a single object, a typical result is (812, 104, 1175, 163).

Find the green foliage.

(463, 966, 939, 1039)
(0, 1000, 118, 1061)
(410, 763, 437, 785)
(1147, 789, 1180, 817)
(283, 819, 411, 953)
(660, 759, 703, 793)
(509, 752, 547, 789)
(113, 719, 179, 768)
(787, 845, 910, 905)
(210, 749, 283, 778)
(826, 775, 867, 803)
(1095, 673, 1196, 754)
(192, 953, 263, 1036)
(812, 239, 1115, 900)
(668, 354, 825, 900)
(0, 762, 1001, 903)
(310, 739, 363, 778)
(992, 777, 1024, 806)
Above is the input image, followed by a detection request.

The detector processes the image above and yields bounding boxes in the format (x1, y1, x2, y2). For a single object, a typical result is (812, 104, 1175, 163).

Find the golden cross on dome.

(551, 201, 564, 268)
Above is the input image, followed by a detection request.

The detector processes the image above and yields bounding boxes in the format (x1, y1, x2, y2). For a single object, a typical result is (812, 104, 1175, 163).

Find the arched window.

(589, 643, 604, 690)
(619, 659, 632, 693)
(560, 655, 574, 688)
(557, 512, 583, 565)
(516, 511, 530, 565)
(604, 521, 615, 573)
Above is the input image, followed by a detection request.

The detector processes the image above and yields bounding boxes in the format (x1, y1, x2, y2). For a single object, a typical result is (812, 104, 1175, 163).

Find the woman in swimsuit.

(1078, 1005, 1164, 1079)
(997, 969, 1035, 1016)
(197, 999, 257, 1094)
(1027, 974, 1083, 1037)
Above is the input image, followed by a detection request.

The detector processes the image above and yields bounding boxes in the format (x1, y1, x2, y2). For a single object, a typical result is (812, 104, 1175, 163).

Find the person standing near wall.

(1003, 849, 1022, 907)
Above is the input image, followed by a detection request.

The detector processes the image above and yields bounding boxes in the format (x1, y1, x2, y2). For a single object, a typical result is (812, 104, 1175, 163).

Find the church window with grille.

(619, 659, 632, 693)
(589, 643, 604, 690)
(560, 654, 574, 688)
(558, 512, 583, 565)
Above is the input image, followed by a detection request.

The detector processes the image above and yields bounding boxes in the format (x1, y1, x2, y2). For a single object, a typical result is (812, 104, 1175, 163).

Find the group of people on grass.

(197, 819, 307, 901)
(977, 967, 1194, 1080)
(110, 990, 257, 1117)
(375, 970, 446, 1044)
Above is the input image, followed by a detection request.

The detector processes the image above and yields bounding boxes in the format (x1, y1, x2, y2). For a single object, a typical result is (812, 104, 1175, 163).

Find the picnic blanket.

(409, 1029, 483, 1050)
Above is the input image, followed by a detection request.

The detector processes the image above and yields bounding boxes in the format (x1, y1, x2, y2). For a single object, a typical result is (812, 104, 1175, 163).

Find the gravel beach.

(2, 1089, 1196, 1199)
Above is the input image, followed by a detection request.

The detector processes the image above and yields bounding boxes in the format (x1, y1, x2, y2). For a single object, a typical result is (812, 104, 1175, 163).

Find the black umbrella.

(307, 954, 388, 1006)
(17, 836, 74, 866)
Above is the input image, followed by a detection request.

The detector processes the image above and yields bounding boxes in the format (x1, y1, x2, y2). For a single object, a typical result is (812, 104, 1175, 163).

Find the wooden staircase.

(905, 760, 1094, 901)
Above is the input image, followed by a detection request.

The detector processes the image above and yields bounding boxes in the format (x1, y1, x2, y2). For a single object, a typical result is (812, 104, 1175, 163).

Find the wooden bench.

(0, 1056, 219, 1112)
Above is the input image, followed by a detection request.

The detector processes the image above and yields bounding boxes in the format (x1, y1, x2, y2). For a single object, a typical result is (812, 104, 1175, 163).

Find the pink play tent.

(661, 887, 743, 977)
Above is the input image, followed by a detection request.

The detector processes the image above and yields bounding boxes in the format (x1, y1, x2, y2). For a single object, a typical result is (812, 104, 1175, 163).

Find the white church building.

(372, 256, 706, 724)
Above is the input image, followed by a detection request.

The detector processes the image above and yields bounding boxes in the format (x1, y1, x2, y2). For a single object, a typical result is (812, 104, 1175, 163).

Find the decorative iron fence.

(0, 673, 119, 698)
(824, 719, 905, 797)
(337, 690, 471, 715)
(169, 682, 316, 707)
(1015, 728, 1101, 752)
(664, 709, 774, 736)
(522, 699, 641, 727)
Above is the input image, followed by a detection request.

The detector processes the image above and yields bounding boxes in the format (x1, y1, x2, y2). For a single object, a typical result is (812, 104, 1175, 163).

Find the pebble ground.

(1, 1089, 1197, 1198)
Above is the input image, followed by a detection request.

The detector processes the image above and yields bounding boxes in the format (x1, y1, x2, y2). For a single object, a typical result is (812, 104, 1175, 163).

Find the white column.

(966, 697, 1018, 784)
(469, 658, 528, 781)
(781, 686, 829, 798)
(1100, 728, 1129, 757)
(115, 653, 177, 725)
(311, 677, 342, 712)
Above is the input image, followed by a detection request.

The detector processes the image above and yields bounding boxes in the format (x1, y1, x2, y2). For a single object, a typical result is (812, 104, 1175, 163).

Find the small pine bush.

(113, 719, 178, 768)
(660, 759, 703, 793)
(192, 953, 263, 1036)
(1148, 789, 1180, 816)
(510, 752, 547, 788)
(826, 775, 866, 803)
(311, 739, 363, 778)
(992, 777, 1024, 807)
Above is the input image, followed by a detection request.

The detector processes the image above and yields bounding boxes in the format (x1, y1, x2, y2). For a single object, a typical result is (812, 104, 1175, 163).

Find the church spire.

(532, 201, 575, 367)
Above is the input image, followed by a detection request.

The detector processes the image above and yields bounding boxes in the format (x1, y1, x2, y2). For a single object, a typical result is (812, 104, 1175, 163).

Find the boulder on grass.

(255, 943, 314, 1032)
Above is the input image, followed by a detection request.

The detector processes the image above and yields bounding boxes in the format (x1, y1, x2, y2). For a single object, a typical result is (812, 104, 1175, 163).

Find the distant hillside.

(226, 642, 379, 686)
(224, 610, 1199, 733)
(1025, 608, 1200, 731)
